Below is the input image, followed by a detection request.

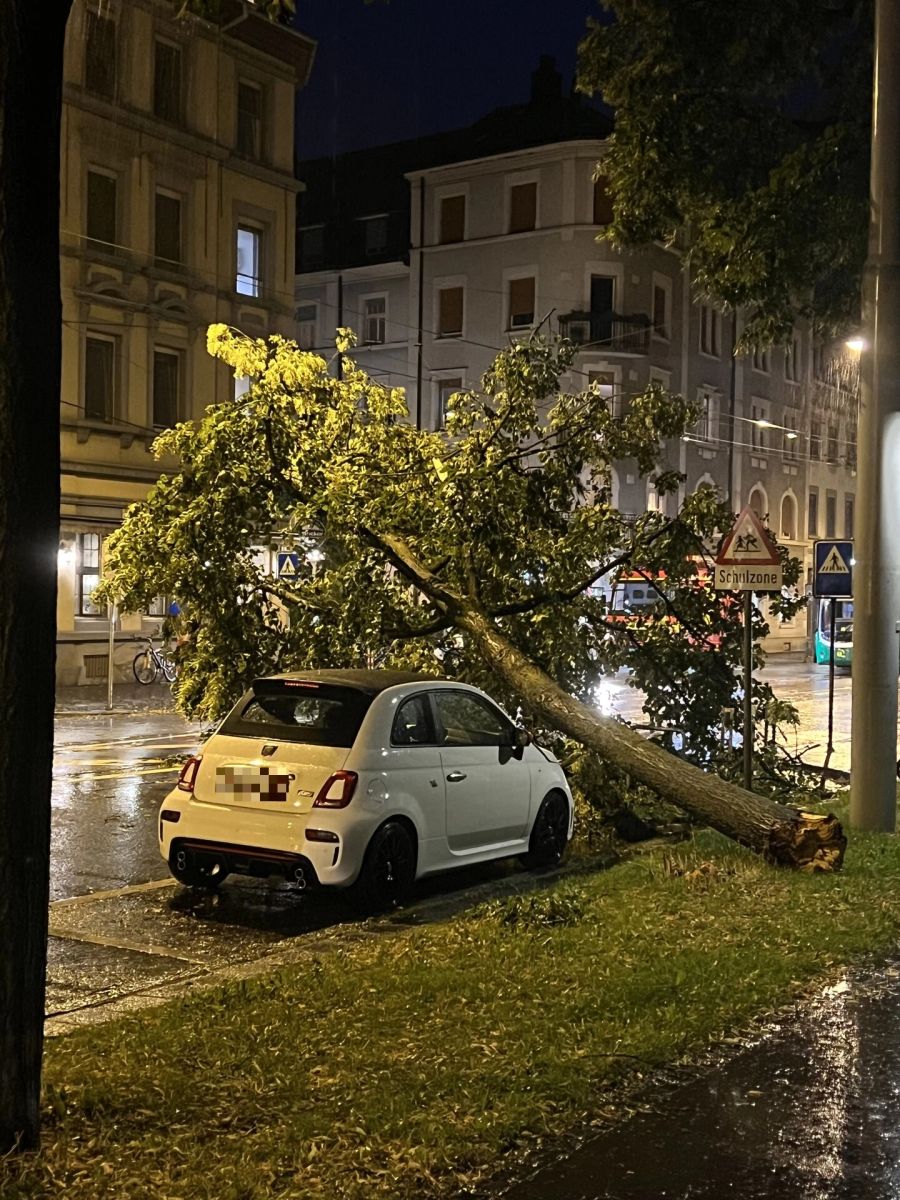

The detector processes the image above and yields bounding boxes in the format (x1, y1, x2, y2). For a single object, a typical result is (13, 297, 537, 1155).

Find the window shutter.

(508, 276, 535, 327)
(440, 195, 466, 243)
(508, 183, 537, 233)
(439, 287, 464, 335)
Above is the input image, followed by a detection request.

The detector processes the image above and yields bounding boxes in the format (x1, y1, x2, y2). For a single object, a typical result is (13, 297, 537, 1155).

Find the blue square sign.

(276, 551, 301, 579)
(813, 540, 853, 599)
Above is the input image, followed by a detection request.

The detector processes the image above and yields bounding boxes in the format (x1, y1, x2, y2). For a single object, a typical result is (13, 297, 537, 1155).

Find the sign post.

(813, 540, 854, 787)
(714, 507, 783, 790)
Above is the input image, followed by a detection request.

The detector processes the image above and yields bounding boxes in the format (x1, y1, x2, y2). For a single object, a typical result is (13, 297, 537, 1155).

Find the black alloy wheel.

(170, 847, 229, 890)
(352, 821, 416, 914)
(521, 792, 569, 869)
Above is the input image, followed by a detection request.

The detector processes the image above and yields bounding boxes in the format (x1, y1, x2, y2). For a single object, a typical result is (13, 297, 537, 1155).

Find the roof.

(256, 670, 446, 695)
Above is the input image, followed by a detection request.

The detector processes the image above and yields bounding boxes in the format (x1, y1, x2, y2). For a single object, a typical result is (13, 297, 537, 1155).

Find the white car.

(160, 670, 574, 911)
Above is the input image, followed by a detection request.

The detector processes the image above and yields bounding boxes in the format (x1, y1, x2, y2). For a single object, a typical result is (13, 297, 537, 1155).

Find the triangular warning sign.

(820, 546, 850, 574)
(715, 506, 780, 567)
(279, 555, 297, 577)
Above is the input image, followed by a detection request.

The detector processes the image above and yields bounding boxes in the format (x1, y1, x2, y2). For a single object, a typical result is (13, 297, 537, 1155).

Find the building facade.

(295, 77, 859, 656)
(57, 0, 315, 684)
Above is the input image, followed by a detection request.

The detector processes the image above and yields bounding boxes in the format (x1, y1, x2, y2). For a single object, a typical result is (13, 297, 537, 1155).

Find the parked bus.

(814, 599, 853, 666)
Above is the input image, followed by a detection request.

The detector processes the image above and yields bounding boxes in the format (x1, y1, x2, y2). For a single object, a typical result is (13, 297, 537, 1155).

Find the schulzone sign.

(713, 507, 782, 591)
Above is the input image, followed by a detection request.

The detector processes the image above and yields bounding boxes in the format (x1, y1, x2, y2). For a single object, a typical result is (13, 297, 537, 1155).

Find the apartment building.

(295, 63, 859, 655)
(57, 0, 315, 684)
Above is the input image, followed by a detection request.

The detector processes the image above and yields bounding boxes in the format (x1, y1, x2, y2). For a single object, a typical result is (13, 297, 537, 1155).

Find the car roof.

(255, 669, 449, 696)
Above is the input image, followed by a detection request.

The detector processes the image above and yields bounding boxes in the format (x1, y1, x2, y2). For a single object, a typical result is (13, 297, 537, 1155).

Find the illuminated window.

(75, 533, 102, 616)
(236, 225, 261, 296)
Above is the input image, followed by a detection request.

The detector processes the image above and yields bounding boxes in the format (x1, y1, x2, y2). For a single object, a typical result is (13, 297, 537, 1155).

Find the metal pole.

(105, 602, 116, 712)
(850, 0, 900, 830)
(822, 599, 837, 791)
(743, 590, 753, 791)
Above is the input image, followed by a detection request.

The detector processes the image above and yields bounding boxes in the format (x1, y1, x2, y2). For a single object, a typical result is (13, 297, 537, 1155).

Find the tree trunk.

(457, 609, 846, 871)
(0, 1, 72, 1152)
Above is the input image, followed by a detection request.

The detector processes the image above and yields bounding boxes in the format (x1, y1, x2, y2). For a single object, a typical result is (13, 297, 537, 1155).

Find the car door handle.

(446, 771, 467, 782)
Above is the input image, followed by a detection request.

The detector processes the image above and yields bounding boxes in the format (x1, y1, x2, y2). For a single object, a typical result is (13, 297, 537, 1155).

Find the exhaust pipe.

(291, 863, 307, 890)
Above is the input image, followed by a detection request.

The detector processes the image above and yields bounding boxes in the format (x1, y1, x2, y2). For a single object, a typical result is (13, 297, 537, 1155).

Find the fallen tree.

(99, 327, 845, 870)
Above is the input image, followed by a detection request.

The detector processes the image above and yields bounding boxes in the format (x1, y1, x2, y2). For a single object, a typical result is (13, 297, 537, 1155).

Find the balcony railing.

(558, 310, 651, 355)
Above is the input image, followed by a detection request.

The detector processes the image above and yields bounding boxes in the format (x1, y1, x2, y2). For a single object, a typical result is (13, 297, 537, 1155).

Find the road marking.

(56, 766, 179, 782)
(55, 736, 198, 754)
(52, 877, 177, 908)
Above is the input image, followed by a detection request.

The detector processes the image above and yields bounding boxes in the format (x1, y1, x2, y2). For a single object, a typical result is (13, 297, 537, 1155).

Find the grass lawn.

(6, 806, 900, 1199)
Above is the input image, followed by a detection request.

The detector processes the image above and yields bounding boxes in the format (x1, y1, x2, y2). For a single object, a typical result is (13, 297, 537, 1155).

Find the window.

(508, 181, 537, 233)
(826, 491, 837, 538)
(84, 10, 116, 100)
(751, 402, 768, 453)
(808, 489, 819, 538)
(652, 277, 671, 340)
(813, 343, 830, 380)
(827, 424, 839, 462)
(295, 303, 317, 350)
(153, 40, 182, 123)
(154, 190, 182, 267)
(785, 335, 801, 382)
(438, 286, 464, 337)
(593, 176, 614, 225)
(392, 695, 434, 746)
(237, 81, 262, 158)
(436, 376, 463, 428)
(362, 215, 388, 257)
(440, 195, 466, 244)
(84, 335, 115, 421)
(152, 349, 181, 429)
(846, 425, 857, 470)
(780, 494, 797, 540)
(234, 374, 251, 399)
(589, 370, 620, 417)
(432, 690, 511, 747)
(75, 533, 102, 616)
(783, 410, 799, 459)
(696, 389, 719, 442)
(363, 296, 386, 344)
(298, 225, 324, 269)
(236, 225, 261, 296)
(810, 420, 822, 460)
(748, 487, 766, 519)
(845, 495, 855, 539)
(752, 347, 770, 373)
(699, 305, 720, 357)
(508, 276, 535, 329)
(86, 169, 117, 251)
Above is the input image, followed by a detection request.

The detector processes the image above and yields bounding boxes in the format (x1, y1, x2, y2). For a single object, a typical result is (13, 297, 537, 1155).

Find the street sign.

(276, 551, 301, 578)
(713, 506, 782, 591)
(813, 539, 854, 599)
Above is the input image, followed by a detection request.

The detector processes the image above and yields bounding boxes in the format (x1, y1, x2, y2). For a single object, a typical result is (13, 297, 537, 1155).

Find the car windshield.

(219, 683, 373, 747)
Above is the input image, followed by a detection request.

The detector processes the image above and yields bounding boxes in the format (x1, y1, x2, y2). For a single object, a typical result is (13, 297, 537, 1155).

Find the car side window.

(391, 694, 434, 746)
(432, 691, 511, 747)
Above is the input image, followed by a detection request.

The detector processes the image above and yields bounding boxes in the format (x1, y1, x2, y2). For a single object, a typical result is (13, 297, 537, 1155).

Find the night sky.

(294, 0, 604, 160)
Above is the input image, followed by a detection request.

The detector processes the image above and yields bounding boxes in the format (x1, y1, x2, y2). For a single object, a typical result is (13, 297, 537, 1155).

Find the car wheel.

(132, 651, 157, 685)
(169, 847, 228, 890)
(521, 792, 570, 869)
(352, 821, 416, 914)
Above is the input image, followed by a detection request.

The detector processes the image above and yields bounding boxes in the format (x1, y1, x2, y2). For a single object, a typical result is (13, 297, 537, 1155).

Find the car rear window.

(219, 683, 373, 747)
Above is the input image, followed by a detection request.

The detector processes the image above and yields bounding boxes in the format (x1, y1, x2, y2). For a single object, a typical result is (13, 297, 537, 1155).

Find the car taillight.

(177, 755, 202, 793)
(313, 770, 358, 808)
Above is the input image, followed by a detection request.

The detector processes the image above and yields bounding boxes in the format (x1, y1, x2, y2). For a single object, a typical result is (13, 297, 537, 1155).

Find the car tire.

(521, 791, 570, 870)
(351, 821, 416, 914)
(169, 847, 229, 890)
(133, 652, 157, 685)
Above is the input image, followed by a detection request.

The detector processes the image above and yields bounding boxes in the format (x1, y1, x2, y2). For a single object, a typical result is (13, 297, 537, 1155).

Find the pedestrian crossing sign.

(277, 551, 301, 579)
(813, 540, 853, 598)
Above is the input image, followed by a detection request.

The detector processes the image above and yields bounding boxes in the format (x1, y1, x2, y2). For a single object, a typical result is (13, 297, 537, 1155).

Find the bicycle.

(132, 634, 178, 685)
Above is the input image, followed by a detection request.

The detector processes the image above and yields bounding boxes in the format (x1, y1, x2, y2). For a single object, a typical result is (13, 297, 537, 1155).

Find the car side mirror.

(501, 727, 531, 750)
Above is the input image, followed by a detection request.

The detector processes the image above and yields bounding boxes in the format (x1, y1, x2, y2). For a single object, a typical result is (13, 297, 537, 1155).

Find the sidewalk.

(55, 681, 176, 716)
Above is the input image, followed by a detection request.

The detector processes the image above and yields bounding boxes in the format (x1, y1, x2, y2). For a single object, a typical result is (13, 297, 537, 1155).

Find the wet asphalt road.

(504, 969, 900, 1200)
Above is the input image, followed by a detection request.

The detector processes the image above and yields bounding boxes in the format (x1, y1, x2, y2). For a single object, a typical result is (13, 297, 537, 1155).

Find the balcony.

(558, 310, 651, 355)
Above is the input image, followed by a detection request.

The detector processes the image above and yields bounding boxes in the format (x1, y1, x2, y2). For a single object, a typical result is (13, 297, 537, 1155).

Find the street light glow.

(846, 336, 866, 353)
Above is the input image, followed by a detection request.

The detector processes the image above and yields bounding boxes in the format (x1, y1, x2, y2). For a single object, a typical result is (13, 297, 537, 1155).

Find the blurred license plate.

(216, 766, 291, 801)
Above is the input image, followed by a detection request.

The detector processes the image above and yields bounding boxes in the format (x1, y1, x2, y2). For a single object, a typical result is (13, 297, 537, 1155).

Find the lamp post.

(850, 0, 900, 830)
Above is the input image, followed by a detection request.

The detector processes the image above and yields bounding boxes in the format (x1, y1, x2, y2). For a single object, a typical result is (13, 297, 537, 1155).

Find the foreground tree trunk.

(0, 1, 72, 1152)
(456, 609, 846, 871)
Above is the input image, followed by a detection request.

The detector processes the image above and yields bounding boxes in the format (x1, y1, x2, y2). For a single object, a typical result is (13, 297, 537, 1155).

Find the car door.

(431, 689, 531, 854)
(386, 692, 445, 854)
